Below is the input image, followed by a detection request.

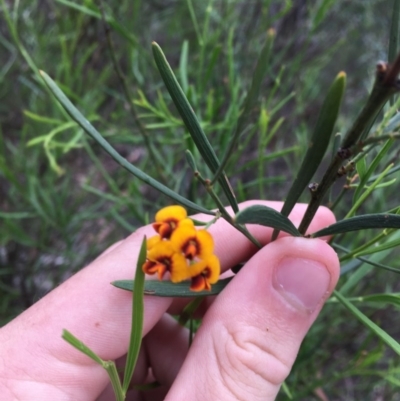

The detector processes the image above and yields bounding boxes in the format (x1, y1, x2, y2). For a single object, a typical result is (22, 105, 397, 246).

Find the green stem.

(298, 60, 400, 234)
(104, 361, 125, 401)
(195, 173, 261, 248)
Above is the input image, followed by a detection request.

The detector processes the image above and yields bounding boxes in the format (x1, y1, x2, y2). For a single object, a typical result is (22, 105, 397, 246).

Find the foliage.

(1, 0, 400, 399)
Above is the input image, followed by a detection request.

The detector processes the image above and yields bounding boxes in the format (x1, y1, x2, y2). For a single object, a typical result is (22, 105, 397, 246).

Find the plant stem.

(195, 172, 261, 248)
(298, 59, 400, 234)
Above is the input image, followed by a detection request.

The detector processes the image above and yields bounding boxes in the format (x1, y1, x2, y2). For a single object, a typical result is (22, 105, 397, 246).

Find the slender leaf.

(334, 242, 400, 275)
(151, 42, 238, 213)
(273, 72, 346, 239)
(353, 293, 400, 308)
(39, 70, 213, 216)
(235, 205, 301, 237)
(355, 236, 400, 257)
(62, 329, 104, 365)
(334, 290, 400, 356)
(112, 277, 233, 297)
(311, 213, 400, 238)
(353, 139, 394, 203)
(123, 237, 146, 393)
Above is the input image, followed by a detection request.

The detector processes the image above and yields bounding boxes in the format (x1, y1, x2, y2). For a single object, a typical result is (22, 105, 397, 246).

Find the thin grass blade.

(151, 42, 238, 213)
(353, 139, 394, 203)
(62, 329, 105, 365)
(235, 204, 301, 237)
(112, 277, 233, 297)
(352, 293, 400, 308)
(272, 72, 346, 239)
(122, 237, 147, 393)
(334, 290, 400, 356)
(311, 213, 400, 238)
(39, 70, 213, 215)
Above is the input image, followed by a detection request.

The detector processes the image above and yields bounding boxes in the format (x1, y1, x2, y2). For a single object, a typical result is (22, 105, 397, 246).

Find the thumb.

(165, 236, 340, 401)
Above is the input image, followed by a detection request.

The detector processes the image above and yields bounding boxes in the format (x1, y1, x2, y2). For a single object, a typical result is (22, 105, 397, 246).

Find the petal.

(142, 260, 168, 280)
(169, 253, 190, 283)
(147, 235, 161, 250)
(147, 240, 177, 261)
(155, 205, 187, 223)
(152, 221, 173, 238)
(188, 255, 220, 284)
(170, 224, 197, 255)
(190, 274, 209, 292)
(195, 230, 215, 258)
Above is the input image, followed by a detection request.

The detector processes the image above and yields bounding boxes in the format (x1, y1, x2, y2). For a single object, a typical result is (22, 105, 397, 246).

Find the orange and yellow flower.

(143, 205, 220, 291)
(143, 240, 188, 282)
(152, 205, 192, 239)
(188, 255, 220, 292)
(170, 224, 214, 260)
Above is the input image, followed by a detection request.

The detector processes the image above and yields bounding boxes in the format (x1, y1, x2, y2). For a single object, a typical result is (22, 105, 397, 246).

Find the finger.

(193, 200, 335, 274)
(167, 201, 335, 315)
(165, 236, 340, 401)
(0, 201, 334, 400)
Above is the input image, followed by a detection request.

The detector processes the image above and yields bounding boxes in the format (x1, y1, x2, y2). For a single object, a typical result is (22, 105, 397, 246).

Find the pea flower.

(152, 205, 192, 239)
(142, 240, 188, 282)
(188, 255, 220, 292)
(142, 205, 220, 291)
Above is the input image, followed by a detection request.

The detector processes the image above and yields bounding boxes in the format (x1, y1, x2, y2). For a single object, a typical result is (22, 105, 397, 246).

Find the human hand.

(0, 200, 340, 400)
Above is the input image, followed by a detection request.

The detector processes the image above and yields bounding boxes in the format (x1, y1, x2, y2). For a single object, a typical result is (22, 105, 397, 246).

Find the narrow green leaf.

(235, 205, 301, 237)
(348, 162, 394, 217)
(355, 236, 400, 257)
(311, 213, 400, 238)
(39, 70, 213, 216)
(62, 329, 104, 365)
(334, 242, 400, 275)
(334, 290, 400, 356)
(354, 293, 400, 308)
(185, 149, 197, 172)
(356, 156, 367, 179)
(353, 139, 394, 203)
(151, 42, 238, 213)
(122, 237, 146, 393)
(112, 277, 233, 297)
(63, 333, 125, 401)
(179, 40, 189, 94)
(273, 72, 346, 239)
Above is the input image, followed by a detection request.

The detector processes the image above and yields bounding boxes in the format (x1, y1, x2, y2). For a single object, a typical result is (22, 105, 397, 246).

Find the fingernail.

(273, 257, 331, 313)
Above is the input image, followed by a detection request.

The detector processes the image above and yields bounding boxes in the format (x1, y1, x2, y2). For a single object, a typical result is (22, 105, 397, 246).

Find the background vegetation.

(1, 0, 399, 399)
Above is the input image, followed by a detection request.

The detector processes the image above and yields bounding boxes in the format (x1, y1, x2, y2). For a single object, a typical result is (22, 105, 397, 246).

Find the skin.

(0, 200, 340, 401)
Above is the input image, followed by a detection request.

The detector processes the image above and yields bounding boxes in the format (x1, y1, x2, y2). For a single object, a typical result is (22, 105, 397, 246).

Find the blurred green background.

(1, 0, 400, 399)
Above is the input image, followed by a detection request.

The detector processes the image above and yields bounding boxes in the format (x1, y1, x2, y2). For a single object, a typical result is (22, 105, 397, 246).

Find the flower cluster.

(142, 205, 220, 291)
